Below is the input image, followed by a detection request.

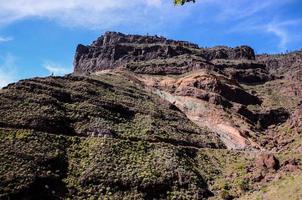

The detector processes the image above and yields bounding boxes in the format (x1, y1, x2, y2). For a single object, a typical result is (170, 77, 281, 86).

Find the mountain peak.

(73, 32, 255, 75)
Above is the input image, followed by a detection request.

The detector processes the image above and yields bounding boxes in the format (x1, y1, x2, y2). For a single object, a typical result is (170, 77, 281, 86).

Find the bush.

(221, 190, 233, 200)
(239, 179, 250, 192)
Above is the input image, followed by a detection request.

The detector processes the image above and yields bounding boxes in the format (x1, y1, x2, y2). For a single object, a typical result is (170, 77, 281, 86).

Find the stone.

(281, 159, 300, 172)
(255, 153, 280, 171)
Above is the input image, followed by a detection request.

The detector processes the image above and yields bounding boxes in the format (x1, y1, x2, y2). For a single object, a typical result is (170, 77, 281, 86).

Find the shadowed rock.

(74, 32, 259, 77)
(255, 154, 280, 171)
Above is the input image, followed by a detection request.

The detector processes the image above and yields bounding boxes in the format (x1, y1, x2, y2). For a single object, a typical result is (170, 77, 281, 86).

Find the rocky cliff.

(74, 32, 281, 150)
(0, 32, 301, 200)
(257, 50, 302, 80)
(74, 32, 265, 80)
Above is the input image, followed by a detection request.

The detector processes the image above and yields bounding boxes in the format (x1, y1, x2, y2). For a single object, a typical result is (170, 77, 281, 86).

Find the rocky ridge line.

(74, 32, 270, 85)
(73, 32, 284, 150)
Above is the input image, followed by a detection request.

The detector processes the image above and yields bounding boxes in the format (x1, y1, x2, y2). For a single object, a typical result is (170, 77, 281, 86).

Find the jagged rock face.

(91, 31, 200, 48)
(290, 104, 302, 128)
(135, 70, 263, 150)
(257, 51, 302, 80)
(212, 59, 272, 84)
(74, 32, 259, 76)
(157, 71, 261, 106)
(201, 45, 255, 60)
(73, 32, 203, 74)
(73, 32, 296, 150)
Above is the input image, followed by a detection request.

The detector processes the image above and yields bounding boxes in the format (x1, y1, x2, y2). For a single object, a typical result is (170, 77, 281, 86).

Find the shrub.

(239, 179, 250, 192)
(221, 190, 233, 200)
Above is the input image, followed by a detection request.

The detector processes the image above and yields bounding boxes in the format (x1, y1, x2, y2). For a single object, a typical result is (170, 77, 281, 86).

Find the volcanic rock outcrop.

(74, 32, 270, 84)
(1, 32, 301, 200)
(74, 32, 282, 150)
(257, 50, 302, 80)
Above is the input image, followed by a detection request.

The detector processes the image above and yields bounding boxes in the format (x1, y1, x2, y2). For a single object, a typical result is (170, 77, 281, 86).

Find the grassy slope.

(0, 128, 254, 200)
(0, 74, 233, 199)
(0, 74, 222, 149)
(0, 72, 300, 199)
(239, 173, 302, 200)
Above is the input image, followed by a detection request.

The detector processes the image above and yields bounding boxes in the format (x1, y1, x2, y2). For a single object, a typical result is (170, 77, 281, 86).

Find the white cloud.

(0, 0, 299, 52)
(0, 0, 181, 30)
(229, 18, 302, 51)
(0, 54, 17, 88)
(213, 0, 292, 21)
(0, 36, 13, 43)
(266, 24, 289, 51)
(43, 61, 72, 76)
(264, 20, 302, 51)
(0, 0, 295, 33)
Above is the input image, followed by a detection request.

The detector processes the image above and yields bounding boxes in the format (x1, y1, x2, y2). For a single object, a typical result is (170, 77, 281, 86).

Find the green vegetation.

(242, 80, 300, 111)
(0, 127, 225, 199)
(0, 74, 222, 149)
(239, 174, 302, 200)
(0, 127, 256, 199)
(174, 0, 196, 5)
(204, 150, 253, 199)
(0, 74, 227, 199)
(220, 190, 233, 200)
(0, 65, 300, 199)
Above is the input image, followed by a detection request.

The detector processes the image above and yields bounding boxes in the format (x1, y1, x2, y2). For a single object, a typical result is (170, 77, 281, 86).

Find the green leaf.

(174, 0, 196, 5)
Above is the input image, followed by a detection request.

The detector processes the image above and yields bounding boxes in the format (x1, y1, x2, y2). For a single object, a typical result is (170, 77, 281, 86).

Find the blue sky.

(0, 0, 302, 87)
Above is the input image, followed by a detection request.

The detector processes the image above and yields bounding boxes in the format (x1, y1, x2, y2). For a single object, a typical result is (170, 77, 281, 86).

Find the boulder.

(281, 159, 300, 172)
(255, 153, 280, 171)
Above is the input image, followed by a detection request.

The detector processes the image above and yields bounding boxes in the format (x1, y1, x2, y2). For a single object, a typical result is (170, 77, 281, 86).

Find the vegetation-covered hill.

(0, 32, 301, 199)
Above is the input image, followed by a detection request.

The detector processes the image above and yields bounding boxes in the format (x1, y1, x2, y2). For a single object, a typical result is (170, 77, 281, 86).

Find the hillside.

(0, 32, 301, 200)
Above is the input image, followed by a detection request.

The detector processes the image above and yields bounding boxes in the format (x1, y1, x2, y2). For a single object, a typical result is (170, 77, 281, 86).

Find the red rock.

(257, 51, 302, 80)
(255, 153, 280, 171)
(281, 159, 300, 172)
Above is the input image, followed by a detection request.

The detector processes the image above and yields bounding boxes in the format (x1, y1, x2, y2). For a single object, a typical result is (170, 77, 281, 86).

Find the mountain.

(0, 32, 301, 200)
